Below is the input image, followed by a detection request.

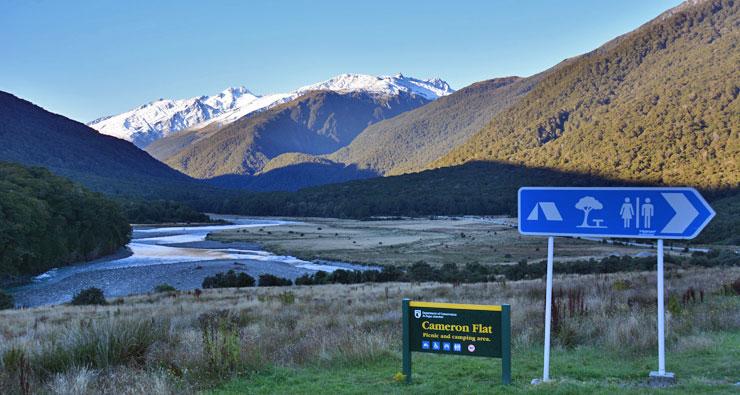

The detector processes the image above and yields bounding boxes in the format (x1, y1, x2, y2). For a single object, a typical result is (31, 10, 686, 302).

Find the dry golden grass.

(1, 267, 738, 394)
(209, 217, 665, 266)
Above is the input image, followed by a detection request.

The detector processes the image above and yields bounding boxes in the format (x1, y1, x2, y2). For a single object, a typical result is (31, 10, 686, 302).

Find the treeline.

(692, 193, 740, 245)
(0, 162, 131, 280)
(191, 163, 736, 246)
(293, 251, 739, 286)
(197, 161, 644, 219)
(202, 270, 293, 288)
(120, 199, 211, 224)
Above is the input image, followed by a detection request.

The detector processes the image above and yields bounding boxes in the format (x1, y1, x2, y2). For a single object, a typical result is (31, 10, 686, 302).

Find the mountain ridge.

(150, 90, 432, 178)
(88, 73, 454, 147)
(0, 90, 204, 197)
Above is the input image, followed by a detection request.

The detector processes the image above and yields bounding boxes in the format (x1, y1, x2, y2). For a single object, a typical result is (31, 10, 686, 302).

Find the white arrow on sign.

(660, 193, 699, 234)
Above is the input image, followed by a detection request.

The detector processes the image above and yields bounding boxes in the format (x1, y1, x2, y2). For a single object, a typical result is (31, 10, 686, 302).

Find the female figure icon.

(620, 198, 634, 228)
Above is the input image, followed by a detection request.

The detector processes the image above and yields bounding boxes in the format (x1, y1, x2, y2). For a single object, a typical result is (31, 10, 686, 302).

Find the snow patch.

(88, 74, 454, 146)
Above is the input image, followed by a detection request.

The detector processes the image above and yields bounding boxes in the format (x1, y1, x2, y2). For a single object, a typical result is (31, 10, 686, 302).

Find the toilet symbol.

(641, 198, 654, 228)
(620, 198, 634, 228)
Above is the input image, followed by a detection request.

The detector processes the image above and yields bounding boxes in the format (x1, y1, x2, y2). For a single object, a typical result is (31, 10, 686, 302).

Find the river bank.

(7, 216, 371, 307)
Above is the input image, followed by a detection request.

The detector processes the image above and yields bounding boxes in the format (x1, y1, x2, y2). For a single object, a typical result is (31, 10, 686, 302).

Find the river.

(9, 215, 371, 307)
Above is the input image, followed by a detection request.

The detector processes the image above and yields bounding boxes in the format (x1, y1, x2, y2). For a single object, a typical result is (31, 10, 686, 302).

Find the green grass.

(212, 332, 740, 394)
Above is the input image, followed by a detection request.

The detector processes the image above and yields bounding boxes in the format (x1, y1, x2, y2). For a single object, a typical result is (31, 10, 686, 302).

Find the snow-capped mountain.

(296, 73, 453, 101)
(88, 74, 453, 147)
(88, 86, 259, 147)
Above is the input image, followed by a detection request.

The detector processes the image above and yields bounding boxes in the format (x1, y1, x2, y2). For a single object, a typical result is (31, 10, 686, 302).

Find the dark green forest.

(120, 200, 211, 224)
(192, 161, 738, 245)
(0, 162, 131, 281)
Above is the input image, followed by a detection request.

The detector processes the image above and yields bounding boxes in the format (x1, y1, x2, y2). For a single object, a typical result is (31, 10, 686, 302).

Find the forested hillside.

(435, 0, 739, 189)
(202, 161, 644, 218)
(196, 160, 737, 244)
(151, 90, 430, 178)
(0, 162, 131, 281)
(328, 76, 544, 175)
(0, 91, 204, 197)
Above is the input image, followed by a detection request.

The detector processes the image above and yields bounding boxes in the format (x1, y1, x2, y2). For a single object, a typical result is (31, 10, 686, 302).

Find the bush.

(33, 318, 167, 376)
(198, 311, 241, 379)
(0, 290, 14, 310)
(409, 261, 438, 282)
(71, 287, 107, 306)
(202, 270, 255, 289)
(153, 283, 177, 293)
(258, 274, 292, 287)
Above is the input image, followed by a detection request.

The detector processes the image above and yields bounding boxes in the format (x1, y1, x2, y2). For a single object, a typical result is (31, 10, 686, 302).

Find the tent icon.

(527, 202, 563, 221)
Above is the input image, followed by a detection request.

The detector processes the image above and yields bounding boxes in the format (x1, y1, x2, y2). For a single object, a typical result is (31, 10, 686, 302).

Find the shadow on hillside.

(204, 160, 739, 221)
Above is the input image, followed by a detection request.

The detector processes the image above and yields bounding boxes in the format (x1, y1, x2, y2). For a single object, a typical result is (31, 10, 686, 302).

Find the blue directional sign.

(518, 187, 715, 239)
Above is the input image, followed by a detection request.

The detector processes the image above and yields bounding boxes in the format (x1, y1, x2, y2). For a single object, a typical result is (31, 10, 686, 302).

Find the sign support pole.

(502, 304, 512, 384)
(402, 298, 412, 384)
(649, 239, 675, 384)
(542, 236, 554, 381)
(657, 239, 665, 375)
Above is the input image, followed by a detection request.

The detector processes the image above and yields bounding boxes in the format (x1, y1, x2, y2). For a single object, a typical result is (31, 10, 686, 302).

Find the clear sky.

(1, 0, 682, 122)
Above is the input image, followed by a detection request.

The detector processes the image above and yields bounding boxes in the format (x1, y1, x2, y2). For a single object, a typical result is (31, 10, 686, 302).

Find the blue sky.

(1, 0, 682, 122)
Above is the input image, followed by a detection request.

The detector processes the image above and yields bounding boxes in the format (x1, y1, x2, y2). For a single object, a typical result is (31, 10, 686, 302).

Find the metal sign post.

(543, 236, 554, 381)
(518, 187, 714, 385)
(652, 239, 673, 382)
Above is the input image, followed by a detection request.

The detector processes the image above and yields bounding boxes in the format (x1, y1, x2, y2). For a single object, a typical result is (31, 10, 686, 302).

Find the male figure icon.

(642, 198, 654, 228)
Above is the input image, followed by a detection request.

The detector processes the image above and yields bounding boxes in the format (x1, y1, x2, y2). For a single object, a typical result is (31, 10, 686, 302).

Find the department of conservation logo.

(414, 309, 422, 319)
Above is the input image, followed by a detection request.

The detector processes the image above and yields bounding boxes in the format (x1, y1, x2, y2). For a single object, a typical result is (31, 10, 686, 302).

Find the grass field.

(208, 217, 685, 267)
(214, 332, 740, 394)
(1, 266, 738, 394)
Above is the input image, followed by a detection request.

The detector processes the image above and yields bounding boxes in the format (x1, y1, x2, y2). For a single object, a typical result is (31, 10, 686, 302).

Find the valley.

(0, 0, 738, 393)
(7, 216, 371, 307)
(209, 216, 678, 268)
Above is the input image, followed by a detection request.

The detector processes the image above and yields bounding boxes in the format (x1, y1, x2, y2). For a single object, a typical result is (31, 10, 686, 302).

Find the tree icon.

(575, 196, 603, 228)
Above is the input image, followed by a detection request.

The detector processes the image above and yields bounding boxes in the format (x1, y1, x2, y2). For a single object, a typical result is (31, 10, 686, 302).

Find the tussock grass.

(0, 267, 738, 393)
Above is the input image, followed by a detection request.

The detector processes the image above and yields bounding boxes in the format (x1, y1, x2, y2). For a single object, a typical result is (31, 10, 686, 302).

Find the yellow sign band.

(409, 301, 502, 312)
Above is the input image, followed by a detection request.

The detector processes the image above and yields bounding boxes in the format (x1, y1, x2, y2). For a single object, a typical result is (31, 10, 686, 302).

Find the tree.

(71, 287, 107, 306)
(575, 196, 603, 227)
(0, 290, 13, 310)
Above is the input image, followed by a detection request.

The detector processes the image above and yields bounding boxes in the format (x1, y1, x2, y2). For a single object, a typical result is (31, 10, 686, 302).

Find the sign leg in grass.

(402, 299, 511, 385)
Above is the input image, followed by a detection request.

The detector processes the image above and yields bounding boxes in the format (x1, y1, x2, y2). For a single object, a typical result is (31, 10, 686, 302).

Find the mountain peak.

(297, 73, 455, 100)
(89, 73, 453, 147)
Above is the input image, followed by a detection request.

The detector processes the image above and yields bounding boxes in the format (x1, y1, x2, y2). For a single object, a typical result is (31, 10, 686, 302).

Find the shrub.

(278, 291, 296, 305)
(33, 318, 167, 376)
(409, 261, 437, 282)
(612, 279, 632, 291)
(198, 311, 241, 379)
(294, 274, 313, 286)
(2, 347, 30, 393)
(153, 283, 177, 293)
(71, 287, 107, 306)
(0, 290, 14, 310)
(202, 270, 255, 289)
(722, 276, 740, 295)
(258, 274, 292, 287)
